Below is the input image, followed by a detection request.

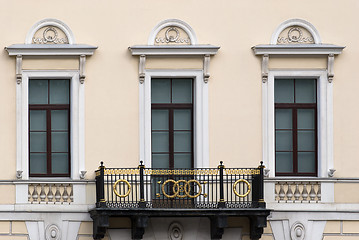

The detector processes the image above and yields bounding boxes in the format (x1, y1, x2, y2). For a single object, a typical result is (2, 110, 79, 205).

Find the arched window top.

(270, 19, 321, 44)
(148, 19, 197, 45)
(25, 18, 75, 44)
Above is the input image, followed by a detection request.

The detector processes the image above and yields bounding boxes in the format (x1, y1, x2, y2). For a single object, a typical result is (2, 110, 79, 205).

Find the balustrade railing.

(275, 181, 321, 203)
(95, 161, 265, 209)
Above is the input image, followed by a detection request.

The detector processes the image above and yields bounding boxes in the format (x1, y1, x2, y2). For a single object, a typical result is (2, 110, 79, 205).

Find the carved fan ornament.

(155, 26, 191, 45)
(277, 26, 314, 44)
(32, 26, 68, 44)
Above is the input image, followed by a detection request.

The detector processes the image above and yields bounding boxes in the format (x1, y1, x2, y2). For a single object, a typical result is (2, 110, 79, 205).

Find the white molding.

(129, 45, 219, 56)
(25, 18, 75, 44)
(148, 19, 197, 45)
(270, 19, 322, 44)
(140, 70, 209, 169)
(17, 71, 85, 182)
(252, 44, 344, 55)
(5, 44, 97, 56)
(263, 70, 333, 178)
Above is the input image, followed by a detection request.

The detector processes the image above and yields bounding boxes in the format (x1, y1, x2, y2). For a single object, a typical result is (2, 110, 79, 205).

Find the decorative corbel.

(327, 54, 334, 83)
(139, 55, 146, 84)
(16, 55, 22, 85)
(203, 54, 210, 83)
(261, 54, 269, 83)
(328, 168, 336, 177)
(80, 170, 87, 179)
(79, 55, 86, 84)
(16, 170, 23, 180)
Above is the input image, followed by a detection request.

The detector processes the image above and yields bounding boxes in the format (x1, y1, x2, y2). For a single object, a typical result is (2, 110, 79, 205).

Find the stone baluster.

(317, 183, 321, 201)
(62, 185, 69, 203)
(309, 184, 316, 201)
(39, 185, 46, 202)
(279, 183, 285, 201)
(32, 185, 39, 203)
(301, 183, 308, 201)
(286, 182, 293, 202)
(294, 184, 300, 201)
(55, 185, 61, 203)
(47, 185, 54, 203)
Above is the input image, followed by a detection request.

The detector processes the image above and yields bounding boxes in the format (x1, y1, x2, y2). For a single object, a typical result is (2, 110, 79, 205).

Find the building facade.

(0, 0, 358, 239)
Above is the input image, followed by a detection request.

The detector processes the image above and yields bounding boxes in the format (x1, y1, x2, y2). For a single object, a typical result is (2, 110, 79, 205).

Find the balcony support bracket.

(210, 215, 227, 239)
(249, 215, 267, 240)
(92, 213, 109, 240)
(131, 216, 148, 240)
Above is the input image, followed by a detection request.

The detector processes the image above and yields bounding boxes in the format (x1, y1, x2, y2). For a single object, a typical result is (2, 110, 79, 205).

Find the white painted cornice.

(5, 44, 97, 56)
(252, 44, 344, 55)
(129, 45, 220, 56)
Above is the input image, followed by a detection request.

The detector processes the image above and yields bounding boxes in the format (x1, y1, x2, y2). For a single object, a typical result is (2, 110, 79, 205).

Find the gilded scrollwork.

(160, 179, 204, 198)
(233, 179, 251, 198)
(113, 179, 131, 198)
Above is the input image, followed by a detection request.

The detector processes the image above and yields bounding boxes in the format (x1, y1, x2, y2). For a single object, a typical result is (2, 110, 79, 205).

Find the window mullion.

(293, 108, 298, 174)
(169, 108, 174, 169)
(47, 109, 52, 175)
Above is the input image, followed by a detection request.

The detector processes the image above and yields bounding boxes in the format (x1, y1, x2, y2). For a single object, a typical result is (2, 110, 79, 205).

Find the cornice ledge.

(129, 44, 220, 56)
(252, 44, 345, 55)
(5, 44, 98, 56)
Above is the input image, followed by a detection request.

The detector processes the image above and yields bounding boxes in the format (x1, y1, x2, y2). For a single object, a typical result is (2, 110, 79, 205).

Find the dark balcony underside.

(90, 207, 270, 240)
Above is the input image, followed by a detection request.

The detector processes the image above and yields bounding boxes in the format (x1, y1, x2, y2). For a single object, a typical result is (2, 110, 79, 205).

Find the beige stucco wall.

(0, 0, 357, 182)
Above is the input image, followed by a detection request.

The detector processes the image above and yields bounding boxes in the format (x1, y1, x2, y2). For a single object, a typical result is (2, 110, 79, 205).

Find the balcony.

(90, 162, 270, 240)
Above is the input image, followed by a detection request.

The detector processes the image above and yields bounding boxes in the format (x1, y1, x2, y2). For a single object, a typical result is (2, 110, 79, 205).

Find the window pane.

(51, 132, 68, 152)
(276, 152, 293, 173)
(49, 80, 69, 104)
(174, 132, 191, 152)
(30, 132, 47, 152)
(275, 79, 294, 103)
(174, 109, 191, 130)
(51, 110, 68, 131)
(174, 154, 192, 168)
(152, 110, 169, 130)
(152, 154, 169, 168)
(30, 110, 46, 131)
(295, 79, 316, 103)
(298, 152, 316, 173)
(29, 80, 48, 104)
(51, 153, 69, 174)
(275, 130, 292, 151)
(151, 79, 171, 103)
(172, 79, 192, 103)
(30, 153, 47, 174)
(275, 109, 292, 129)
(297, 109, 315, 129)
(151, 132, 169, 152)
(298, 130, 315, 151)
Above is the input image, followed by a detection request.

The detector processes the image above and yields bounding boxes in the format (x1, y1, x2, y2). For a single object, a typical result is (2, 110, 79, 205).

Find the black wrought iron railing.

(95, 161, 265, 209)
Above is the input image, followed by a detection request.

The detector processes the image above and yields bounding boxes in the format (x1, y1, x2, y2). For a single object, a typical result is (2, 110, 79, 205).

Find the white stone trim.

(140, 70, 209, 169)
(263, 70, 333, 178)
(252, 44, 344, 55)
(5, 44, 97, 56)
(270, 19, 322, 44)
(129, 45, 219, 56)
(25, 18, 75, 44)
(17, 70, 85, 181)
(148, 19, 198, 45)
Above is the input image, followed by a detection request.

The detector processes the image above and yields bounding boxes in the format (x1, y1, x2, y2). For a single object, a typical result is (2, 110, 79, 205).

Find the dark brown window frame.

(275, 79, 318, 176)
(29, 79, 71, 177)
(151, 78, 194, 169)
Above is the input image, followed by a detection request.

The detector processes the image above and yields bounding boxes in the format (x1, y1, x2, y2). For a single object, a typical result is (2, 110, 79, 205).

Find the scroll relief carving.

(32, 26, 68, 44)
(155, 27, 190, 45)
(277, 26, 314, 44)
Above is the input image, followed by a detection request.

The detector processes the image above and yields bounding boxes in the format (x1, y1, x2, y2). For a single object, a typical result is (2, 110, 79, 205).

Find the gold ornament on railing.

(113, 179, 131, 198)
(160, 179, 205, 198)
(233, 179, 251, 198)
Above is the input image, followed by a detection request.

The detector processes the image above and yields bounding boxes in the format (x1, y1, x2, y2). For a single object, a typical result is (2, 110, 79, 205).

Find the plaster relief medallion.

(277, 26, 314, 44)
(168, 222, 183, 240)
(155, 26, 190, 45)
(32, 26, 68, 44)
(45, 224, 61, 240)
(290, 222, 305, 240)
